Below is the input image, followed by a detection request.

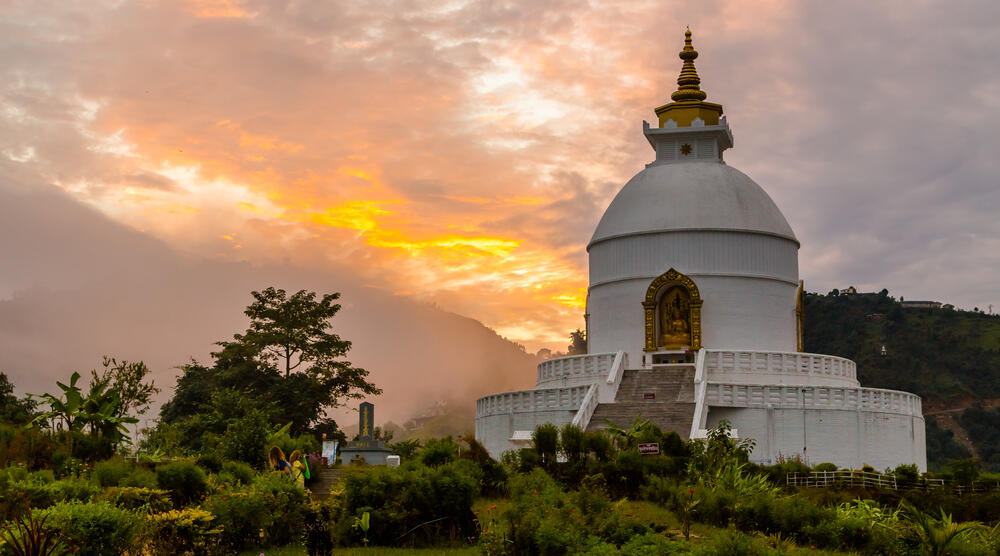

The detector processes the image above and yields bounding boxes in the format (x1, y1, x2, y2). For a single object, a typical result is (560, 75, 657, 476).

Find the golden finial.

(671, 28, 707, 102)
(653, 28, 722, 128)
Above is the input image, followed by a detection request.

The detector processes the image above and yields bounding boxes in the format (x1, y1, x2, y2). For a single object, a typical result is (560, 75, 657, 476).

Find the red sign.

(638, 443, 660, 455)
(643, 393, 655, 399)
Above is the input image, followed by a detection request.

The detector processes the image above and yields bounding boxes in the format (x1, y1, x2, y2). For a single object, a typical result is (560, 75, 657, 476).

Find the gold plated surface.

(643, 268, 703, 351)
(654, 28, 724, 128)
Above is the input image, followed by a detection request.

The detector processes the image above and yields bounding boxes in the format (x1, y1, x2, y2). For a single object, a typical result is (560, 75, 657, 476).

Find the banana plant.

(29, 372, 85, 455)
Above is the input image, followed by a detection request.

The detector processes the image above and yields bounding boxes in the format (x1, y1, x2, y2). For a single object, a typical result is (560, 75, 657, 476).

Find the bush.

(532, 424, 559, 469)
(100, 486, 172, 513)
(303, 501, 336, 556)
(121, 467, 158, 489)
(343, 459, 480, 546)
(251, 472, 310, 546)
(218, 409, 272, 467)
(814, 462, 838, 472)
(203, 489, 269, 553)
(501, 468, 651, 554)
(144, 507, 221, 555)
(156, 461, 207, 506)
(3, 478, 99, 512)
(418, 436, 460, 467)
(40, 500, 141, 556)
(195, 451, 224, 473)
(219, 460, 256, 485)
(92, 458, 132, 487)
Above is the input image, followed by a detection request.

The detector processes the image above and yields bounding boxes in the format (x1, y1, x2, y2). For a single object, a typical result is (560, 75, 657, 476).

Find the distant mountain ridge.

(804, 291, 1000, 470)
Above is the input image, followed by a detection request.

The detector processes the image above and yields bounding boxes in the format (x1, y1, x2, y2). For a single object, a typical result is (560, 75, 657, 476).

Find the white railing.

(571, 384, 600, 429)
(689, 349, 709, 439)
(476, 385, 592, 417)
(704, 383, 922, 416)
(536, 352, 617, 386)
(703, 350, 857, 384)
(601, 351, 627, 403)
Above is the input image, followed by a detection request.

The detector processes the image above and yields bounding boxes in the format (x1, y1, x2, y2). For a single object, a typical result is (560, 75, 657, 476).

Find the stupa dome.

(589, 162, 797, 249)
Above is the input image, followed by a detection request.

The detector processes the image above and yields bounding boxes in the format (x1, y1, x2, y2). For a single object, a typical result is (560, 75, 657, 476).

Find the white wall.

(475, 409, 577, 458)
(707, 407, 927, 471)
(587, 230, 799, 364)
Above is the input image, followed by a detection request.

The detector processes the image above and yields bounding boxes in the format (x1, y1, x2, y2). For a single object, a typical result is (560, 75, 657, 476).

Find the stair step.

(586, 366, 697, 439)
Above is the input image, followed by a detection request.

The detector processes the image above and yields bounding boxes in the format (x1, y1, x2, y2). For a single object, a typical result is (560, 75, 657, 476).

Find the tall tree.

(226, 287, 349, 377)
(159, 287, 381, 444)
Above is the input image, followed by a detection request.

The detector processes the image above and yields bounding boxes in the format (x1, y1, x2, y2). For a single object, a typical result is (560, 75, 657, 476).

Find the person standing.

(289, 450, 306, 487)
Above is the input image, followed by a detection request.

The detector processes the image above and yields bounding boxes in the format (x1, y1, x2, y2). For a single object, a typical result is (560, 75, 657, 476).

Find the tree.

(0, 372, 36, 425)
(226, 287, 350, 377)
(568, 329, 587, 355)
(157, 287, 381, 449)
(91, 357, 159, 421)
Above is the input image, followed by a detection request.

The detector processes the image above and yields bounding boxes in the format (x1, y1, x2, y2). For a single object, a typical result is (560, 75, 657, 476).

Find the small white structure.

(475, 30, 926, 471)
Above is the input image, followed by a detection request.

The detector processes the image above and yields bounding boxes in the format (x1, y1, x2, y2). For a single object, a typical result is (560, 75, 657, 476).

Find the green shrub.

(700, 528, 773, 555)
(584, 432, 613, 462)
(195, 451, 224, 473)
(144, 507, 222, 556)
(532, 424, 560, 469)
(560, 423, 586, 464)
(121, 467, 158, 489)
(620, 532, 681, 555)
(303, 501, 336, 556)
(602, 449, 645, 498)
(343, 459, 480, 546)
(100, 486, 172, 513)
(156, 461, 207, 506)
(218, 409, 272, 467)
(203, 489, 269, 553)
(219, 460, 255, 485)
(4, 478, 99, 511)
(418, 436, 460, 467)
(894, 463, 920, 483)
(92, 458, 132, 487)
(814, 462, 838, 472)
(40, 500, 141, 556)
(500, 468, 651, 554)
(251, 472, 310, 546)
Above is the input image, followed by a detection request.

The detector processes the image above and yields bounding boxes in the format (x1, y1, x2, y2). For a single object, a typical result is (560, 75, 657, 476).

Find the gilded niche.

(642, 268, 702, 351)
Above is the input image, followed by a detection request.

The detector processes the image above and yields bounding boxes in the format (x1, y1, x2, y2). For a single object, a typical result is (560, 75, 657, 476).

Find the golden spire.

(654, 28, 723, 128)
(671, 28, 707, 102)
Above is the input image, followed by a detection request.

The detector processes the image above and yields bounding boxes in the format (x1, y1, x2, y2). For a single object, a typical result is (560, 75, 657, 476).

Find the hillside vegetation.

(804, 290, 1000, 470)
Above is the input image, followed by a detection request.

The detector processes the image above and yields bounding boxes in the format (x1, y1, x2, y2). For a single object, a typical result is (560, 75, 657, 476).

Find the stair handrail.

(689, 349, 709, 440)
(571, 383, 600, 430)
(601, 350, 627, 403)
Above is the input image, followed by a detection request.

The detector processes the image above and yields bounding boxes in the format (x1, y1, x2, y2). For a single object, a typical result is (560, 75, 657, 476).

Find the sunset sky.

(3, 0, 999, 356)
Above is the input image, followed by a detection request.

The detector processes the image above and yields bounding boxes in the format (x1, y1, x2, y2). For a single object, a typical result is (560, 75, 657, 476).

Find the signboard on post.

(638, 443, 660, 455)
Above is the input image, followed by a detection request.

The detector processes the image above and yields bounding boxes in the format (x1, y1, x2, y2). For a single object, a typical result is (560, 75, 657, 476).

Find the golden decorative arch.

(642, 268, 703, 351)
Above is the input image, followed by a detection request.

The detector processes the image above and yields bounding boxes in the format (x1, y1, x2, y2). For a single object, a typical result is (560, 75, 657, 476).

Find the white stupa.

(476, 30, 926, 470)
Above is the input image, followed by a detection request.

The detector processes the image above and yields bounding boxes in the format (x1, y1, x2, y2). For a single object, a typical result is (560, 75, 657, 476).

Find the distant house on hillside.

(902, 300, 942, 309)
(839, 286, 858, 296)
(942, 304, 955, 310)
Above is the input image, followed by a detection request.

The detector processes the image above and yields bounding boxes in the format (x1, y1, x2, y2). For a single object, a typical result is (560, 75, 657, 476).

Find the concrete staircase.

(587, 364, 697, 439)
(308, 466, 348, 500)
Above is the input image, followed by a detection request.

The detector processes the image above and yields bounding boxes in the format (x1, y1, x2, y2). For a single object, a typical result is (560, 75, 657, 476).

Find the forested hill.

(803, 291, 1000, 470)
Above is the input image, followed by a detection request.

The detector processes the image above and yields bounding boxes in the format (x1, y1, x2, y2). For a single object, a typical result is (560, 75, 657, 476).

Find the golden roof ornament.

(654, 28, 724, 128)
(671, 28, 707, 102)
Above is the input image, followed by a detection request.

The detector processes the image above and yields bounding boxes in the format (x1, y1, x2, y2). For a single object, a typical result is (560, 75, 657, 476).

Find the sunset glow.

(4, 0, 998, 357)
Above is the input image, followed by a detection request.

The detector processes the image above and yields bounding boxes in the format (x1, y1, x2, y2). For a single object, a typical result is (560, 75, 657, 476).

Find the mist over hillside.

(0, 184, 541, 425)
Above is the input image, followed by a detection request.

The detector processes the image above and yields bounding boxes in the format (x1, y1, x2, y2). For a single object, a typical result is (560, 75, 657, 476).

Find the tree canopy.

(156, 287, 380, 455)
